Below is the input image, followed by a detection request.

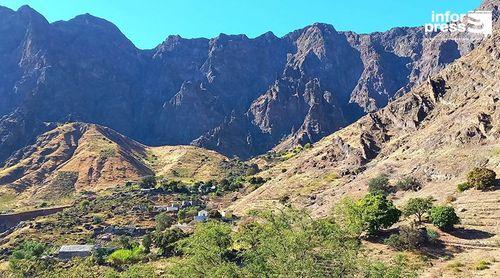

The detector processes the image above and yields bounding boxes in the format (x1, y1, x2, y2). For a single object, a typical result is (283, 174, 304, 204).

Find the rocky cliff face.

(230, 26, 500, 216)
(0, 1, 497, 161)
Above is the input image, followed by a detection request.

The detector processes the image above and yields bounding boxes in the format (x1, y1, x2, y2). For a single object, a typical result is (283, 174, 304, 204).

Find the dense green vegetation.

(429, 206, 460, 231)
(4, 206, 420, 277)
(107, 246, 144, 266)
(339, 193, 401, 235)
(8, 241, 50, 277)
(168, 208, 417, 277)
(4, 170, 477, 277)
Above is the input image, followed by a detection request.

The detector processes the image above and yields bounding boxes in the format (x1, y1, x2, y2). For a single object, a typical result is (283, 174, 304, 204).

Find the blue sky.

(0, 0, 482, 49)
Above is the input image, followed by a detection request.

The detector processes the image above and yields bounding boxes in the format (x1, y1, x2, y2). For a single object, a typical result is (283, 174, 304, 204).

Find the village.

(0, 175, 242, 263)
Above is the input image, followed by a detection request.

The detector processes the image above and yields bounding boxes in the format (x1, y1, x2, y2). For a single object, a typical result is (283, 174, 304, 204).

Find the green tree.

(154, 228, 186, 257)
(139, 175, 156, 189)
(9, 241, 49, 277)
(467, 168, 496, 190)
(142, 235, 152, 254)
(166, 208, 418, 277)
(368, 174, 391, 195)
(345, 193, 401, 235)
(402, 197, 434, 224)
(155, 212, 174, 232)
(168, 222, 239, 277)
(236, 209, 361, 277)
(429, 206, 460, 230)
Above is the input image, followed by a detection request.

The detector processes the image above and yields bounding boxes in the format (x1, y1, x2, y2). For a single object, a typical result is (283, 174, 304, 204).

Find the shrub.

(365, 254, 419, 278)
(208, 209, 222, 219)
(278, 195, 290, 205)
(368, 174, 391, 195)
(245, 164, 259, 176)
(92, 215, 104, 224)
(79, 200, 91, 209)
(395, 176, 421, 191)
(217, 178, 242, 192)
(155, 212, 174, 232)
(178, 207, 198, 223)
(9, 241, 49, 277)
(456, 182, 473, 192)
(444, 195, 456, 203)
(139, 175, 157, 189)
(426, 228, 440, 245)
(106, 264, 159, 277)
(402, 197, 434, 224)
(95, 247, 113, 265)
(154, 228, 187, 257)
(474, 260, 491, 270)
(142, 235, 152, 254)
(118, 236, 132, 250)
(429, 206, 460, 230)
(107, 247, 143, 266)
(10, 241, 47, 260)
(384, 225, 424, 251)
(467, 168, 496, 190)
(248, 176, 265, 185)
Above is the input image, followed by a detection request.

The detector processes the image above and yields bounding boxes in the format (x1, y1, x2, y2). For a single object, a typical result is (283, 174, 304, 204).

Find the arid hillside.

(0, 123, 233, 211)
(228, 28, 500, 277)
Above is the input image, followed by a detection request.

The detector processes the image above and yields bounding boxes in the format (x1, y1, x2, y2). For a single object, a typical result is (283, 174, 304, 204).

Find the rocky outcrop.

(230, 27, 500, 216)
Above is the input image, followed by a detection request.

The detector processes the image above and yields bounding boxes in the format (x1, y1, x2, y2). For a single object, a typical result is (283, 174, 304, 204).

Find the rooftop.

(59, 245, 94, 252)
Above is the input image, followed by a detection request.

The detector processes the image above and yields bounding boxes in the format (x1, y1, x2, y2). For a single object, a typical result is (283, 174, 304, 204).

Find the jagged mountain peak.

(17, 5, 41, 16)
(70, 13, 113, 25)
(0, 2, 495, 161)
(11, 4, 49, 26)
(255, 31, 278, 41)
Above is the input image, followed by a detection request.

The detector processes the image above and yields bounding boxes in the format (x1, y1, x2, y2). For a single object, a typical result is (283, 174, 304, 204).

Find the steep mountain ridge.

(1, 1, 497, 161)
(230, 27, 500, 216)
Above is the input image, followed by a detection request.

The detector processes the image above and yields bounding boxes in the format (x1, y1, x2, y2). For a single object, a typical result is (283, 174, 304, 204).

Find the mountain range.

(231, 25, 500, 216)
(1, 1, 497, 163)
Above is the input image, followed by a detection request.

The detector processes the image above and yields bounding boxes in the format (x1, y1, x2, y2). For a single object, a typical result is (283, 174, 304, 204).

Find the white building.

(58, 245, 95, 260)
(194, 210, 209, 222)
